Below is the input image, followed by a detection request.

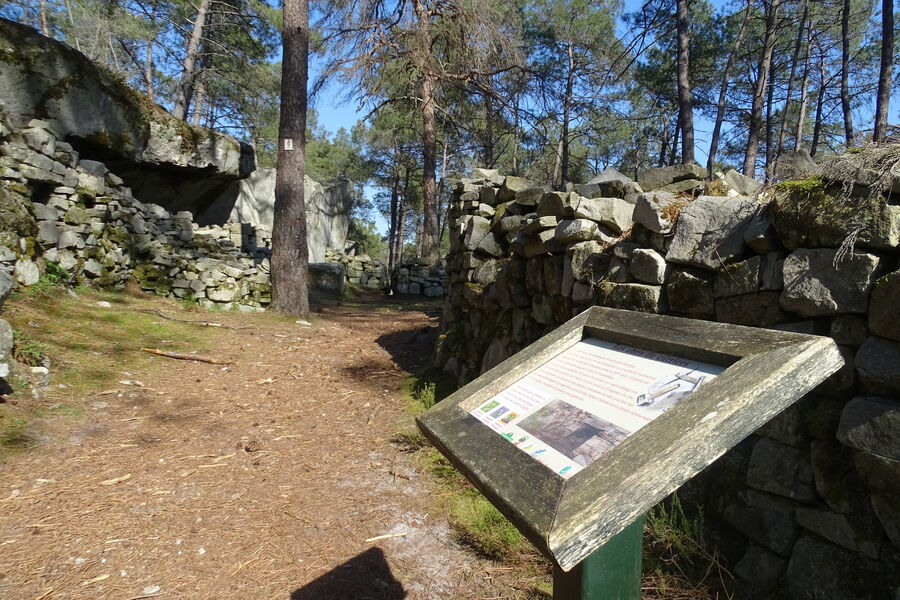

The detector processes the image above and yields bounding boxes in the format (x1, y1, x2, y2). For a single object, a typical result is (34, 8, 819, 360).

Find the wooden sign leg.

(552, 517, 644, 600)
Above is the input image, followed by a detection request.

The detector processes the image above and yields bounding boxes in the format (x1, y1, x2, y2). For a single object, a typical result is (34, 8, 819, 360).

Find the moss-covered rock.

(774, 177, 900, 250)
(0, 18, 253, 177)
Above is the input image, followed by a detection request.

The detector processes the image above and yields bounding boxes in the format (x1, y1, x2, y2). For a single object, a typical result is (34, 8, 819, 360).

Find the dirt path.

(0, 296, 543, 599)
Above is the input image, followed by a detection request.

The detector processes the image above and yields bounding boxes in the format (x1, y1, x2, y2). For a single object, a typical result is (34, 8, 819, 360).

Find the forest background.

(1, 0, 897, 262)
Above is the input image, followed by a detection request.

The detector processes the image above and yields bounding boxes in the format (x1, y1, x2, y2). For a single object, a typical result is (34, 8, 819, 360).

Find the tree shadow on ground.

(375, 325, 438, 373)
(290, 547, 406, 600)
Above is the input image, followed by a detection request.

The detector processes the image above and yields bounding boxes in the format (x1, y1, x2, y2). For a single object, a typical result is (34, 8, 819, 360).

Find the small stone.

(629, 248, 666, 285)
(632, 191, 682, 234)
(13, 260, 40, 286)
(596, 282, 667, 313)
(554, 219, 598, 243)
(637, 163, 706, 191)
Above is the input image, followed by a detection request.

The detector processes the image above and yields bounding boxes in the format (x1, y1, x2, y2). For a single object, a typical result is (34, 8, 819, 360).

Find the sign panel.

(469, 339, 724, 478)
(417, 306, 844, 571)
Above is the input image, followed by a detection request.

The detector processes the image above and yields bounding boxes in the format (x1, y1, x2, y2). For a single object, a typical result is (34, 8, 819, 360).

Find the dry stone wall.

(324, 249, 448, 296)
(0, 109, 273, 311)
(436, 157, 900, 599)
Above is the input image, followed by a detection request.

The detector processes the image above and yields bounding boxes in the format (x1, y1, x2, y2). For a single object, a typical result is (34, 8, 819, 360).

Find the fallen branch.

(136, 308, 251, 330)
(141, 348, 236, 365)
(364, 532, 406, 543)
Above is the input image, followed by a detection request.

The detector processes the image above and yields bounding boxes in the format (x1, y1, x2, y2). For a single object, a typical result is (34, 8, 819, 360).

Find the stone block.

(629, 248, 666, 284)
(747, 437, 817, 501)
(666, 195, 758, 269)
(856, 336, 900, 396)
(568, 240, 604, 282)
(571, 281, 594, 304)
(632, 191, 682, 234)
(537, 191, 578, 218)
(714, 255, 761, 297)
(596, 282, 667, 313)
(716, 291, 787, 327)
(637, 162, 706, 191)
(869, 269, 900, 343)
(829, 315, 868, 347)
(722, 490, 798, 556)
(554, 219, 598, 243)
(837, 396, 900, 461)
(13, 259, 39, 285)
(855, 452, 900, 494)
(811, 440, 863, 514)
(734, 545, 785, 594)
(0, 271, 13, 308)
(497, 176, 536, 202)
(573, 196, 634, 234)
(774, 179, 900, 251)
(744, 204, 779, 253)
(724, 169, 763, 196)
(543, 255, 565, 296)
(666, 269, 714, 318)
(786, 533, 887, 600)
(521, 215, 558, 234)
(871, 492, 900, 549)
(780, 248, 880, 317)
(795, 506, 882, 558)
(525, 257, 544, 295)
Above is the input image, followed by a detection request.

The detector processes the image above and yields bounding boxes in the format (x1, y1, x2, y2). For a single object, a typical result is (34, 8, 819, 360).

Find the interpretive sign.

(470, 339, 724, 479)
(417, 306, 843, 573)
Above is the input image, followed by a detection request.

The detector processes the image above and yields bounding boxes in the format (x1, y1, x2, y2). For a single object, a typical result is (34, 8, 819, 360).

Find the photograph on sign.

(469, 338, 724, 479)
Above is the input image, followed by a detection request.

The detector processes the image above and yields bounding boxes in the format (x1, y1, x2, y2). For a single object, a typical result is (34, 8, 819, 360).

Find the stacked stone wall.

(437, 159, 900, 598)
(0, 112, 272, 311)
(324, 249, 448, 296)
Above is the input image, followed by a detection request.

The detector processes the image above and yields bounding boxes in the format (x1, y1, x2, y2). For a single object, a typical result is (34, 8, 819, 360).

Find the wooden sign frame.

(416, 306, 843, 572)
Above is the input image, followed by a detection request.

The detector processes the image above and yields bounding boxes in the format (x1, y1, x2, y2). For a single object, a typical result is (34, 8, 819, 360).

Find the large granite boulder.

(666, 195, 758, 269)
(198, 168, 353, 263)
(0, 19, 253, 178)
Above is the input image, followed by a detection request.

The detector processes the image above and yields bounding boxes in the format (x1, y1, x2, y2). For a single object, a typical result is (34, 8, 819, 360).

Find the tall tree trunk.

(412, 0, 439, 262)
(191, 76, 205, 126)
(387, 172, 400, 288)
(708, 0, 753, 176)
(551, 136, 563, 187)
(775, 0, 808, 162)
(38, 0, 50, 35)
(765, 60, 776, 181)
(658, 126, 670, 168)
(561, 43, 575, 186)
(676, 0, 694, 164)
(271, 0, 309, 317)
(874, 0, 894, 143)
(172, 0, 211, 121)
(810, 55, 828, 157)
(794, 34, 812, 151)
(144, 42, 154, 100)
(419, 73, 439, 261)
(668, 121, 680, 166)
(512, 93, 520, 175)
(840, 0, 855, 146)
(743, 0, 782, 177)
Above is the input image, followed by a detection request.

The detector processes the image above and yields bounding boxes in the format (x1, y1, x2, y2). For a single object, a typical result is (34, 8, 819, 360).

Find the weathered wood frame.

(416, 306, 844, 572)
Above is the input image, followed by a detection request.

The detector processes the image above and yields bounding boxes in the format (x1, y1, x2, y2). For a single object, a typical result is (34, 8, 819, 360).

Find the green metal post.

(552, 516, 644, 600)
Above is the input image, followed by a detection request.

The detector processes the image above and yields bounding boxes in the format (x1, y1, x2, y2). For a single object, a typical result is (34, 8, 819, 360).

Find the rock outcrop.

(0, 18, 254, 208)
(201, 168, 354, 263)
